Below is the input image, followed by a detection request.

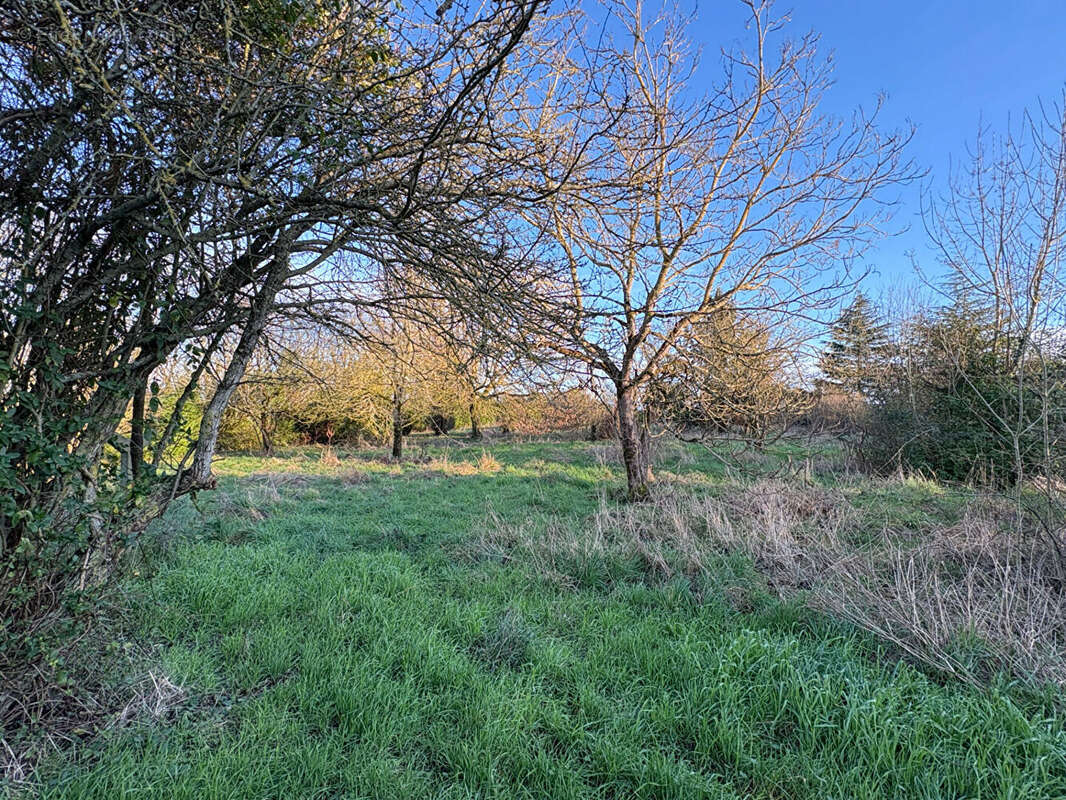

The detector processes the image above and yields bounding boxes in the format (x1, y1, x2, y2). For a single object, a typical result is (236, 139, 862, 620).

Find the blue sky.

(684, 0, 1066, 295)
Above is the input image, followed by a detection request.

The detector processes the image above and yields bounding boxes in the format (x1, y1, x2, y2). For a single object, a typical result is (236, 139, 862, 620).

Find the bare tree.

(923, 97, 1066, 488)
(404, 300, 537, 440)
(902, 97, 1066, 561)
(525, 0, 914, 497)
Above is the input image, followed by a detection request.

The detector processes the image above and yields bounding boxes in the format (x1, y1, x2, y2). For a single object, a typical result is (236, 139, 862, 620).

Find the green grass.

(27, 438, 1066, 798)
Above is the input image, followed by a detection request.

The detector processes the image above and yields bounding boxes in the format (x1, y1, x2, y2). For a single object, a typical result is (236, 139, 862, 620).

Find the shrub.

(587, 411, 617, 441)
(804, 387, 868, 434)
(496, 389, 604, 436)
(859, 304, 1066, 485)
(427, 411, 456, 435)
(217, 407, 298, 453)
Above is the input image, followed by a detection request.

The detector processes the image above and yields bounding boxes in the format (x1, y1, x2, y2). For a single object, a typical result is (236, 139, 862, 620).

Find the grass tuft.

(470, 607, 534, 671)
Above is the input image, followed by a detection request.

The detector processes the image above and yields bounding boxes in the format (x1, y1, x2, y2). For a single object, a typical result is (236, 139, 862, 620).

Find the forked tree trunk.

(616, 384, 652, 500)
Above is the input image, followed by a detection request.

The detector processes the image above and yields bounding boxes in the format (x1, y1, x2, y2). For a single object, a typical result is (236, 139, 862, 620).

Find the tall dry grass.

(473, 479, 1066, 688)
(812, 500, 1066, 686)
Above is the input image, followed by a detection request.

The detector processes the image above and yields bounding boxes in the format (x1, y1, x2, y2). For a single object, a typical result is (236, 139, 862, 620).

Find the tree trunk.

(153, 331, 223, 467)
(616, 384, 652, 500)
(260, 414, 274, 456)
(469, 400, 481, 440)
(191, 239, 293, 485)
(391, 392, 404, 459)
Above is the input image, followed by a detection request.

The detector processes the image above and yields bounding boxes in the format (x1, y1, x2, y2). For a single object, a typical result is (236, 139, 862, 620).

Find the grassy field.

(22, 437, 1066, 798)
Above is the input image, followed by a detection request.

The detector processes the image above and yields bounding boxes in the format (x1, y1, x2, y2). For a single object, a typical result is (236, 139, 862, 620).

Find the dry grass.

(647, 437, 698, 468)
(3, 667, 192, 794)
(808, 449, 851, 479)
(319, 447, 342, 468)
(473, 477, 1066, 688)
(476, 450, 502, 473)
(402, 451, 505, 478)
(1, 638, 176, 794)
(334, 468, 370, 486)
(719, 486, 1066, 685)
(425, 453, 478, 476)
(0, 729, 68, 796)
(1025, 474, 1066, 495)
(586, 436, 687, 473)
(469, 483, 845, 590)
(112, 672, 187, 729)
(812, 500, 1066, 686)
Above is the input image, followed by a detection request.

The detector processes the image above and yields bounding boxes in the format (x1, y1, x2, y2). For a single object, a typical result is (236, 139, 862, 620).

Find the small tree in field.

(819, 293, 891, 397)
(921, 100, 1066, 491)
(651, 306, 795, 442)
(862, 98, 1066, 493)
(295, 345, 393, 447)
(528, 0, 914, 498)
(222, 351, 309, 455)
(428, 307, 531, 440)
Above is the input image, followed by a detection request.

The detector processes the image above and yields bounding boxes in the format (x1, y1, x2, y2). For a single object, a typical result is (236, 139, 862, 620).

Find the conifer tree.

(819, 294, 891, 396)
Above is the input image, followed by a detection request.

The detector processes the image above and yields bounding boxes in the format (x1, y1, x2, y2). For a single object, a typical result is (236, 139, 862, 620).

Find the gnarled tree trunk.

(616, 384, 652, 500)
(191, 239, 293, 485)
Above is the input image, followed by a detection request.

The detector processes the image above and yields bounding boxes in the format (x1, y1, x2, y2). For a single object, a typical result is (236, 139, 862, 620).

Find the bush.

(587, 411, 617, 441)
(427, 411, 457, 435)
(216, 407, 299, 453)
(497, 389, 604, 435)
(859, 307, 1066, 485)
(0, 345, 152, 736)
(804, 388, 867, 434)
(293, 417, 390, 447)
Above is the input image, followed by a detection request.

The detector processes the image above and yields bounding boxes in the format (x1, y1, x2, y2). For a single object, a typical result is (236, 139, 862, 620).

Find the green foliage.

(651, 306, 794, 438)
(217, 410, 300, 454)
(0, 328, 156, 734)
(819, 294, 891, 397)
(147, 390, 203, 465)
(861, 299, 1066, 484)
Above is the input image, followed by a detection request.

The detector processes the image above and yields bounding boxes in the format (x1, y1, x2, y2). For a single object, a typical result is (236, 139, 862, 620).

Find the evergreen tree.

(819, 294, 891, 396)
(651, 305, 793, 439)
